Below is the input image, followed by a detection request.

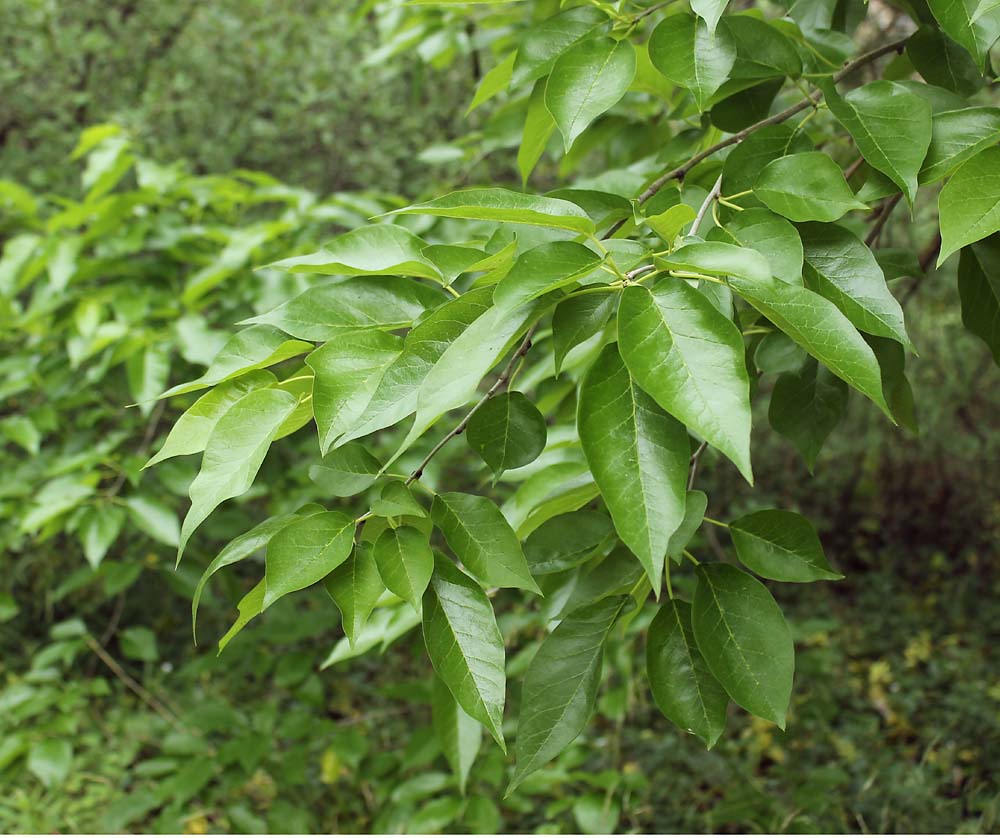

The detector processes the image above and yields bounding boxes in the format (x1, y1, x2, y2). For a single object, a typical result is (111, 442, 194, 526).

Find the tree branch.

(689, 175, 722, 238)
(865, 192, 902, 247)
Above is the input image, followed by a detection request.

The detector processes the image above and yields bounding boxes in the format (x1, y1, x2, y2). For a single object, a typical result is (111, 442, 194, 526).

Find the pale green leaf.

(432, 675, 482, 794)
(493, 241, 603, 312)
(518, 80, 556, 185)
(755, 152, 867, 222)
(707, 208, 803, 285)
(308, 442, 382, 497)
(938, 146, 1000, 264)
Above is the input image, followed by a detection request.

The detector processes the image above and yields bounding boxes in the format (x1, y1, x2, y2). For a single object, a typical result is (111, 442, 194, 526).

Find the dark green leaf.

(373, 525, 434, 611)
(432, 675, 482, 795)
(958, 235, 1000, 364)
(552, 292, 616, 375)
(467, 391, 547, 476)
(649, 14, 737, 110)
(524, 509, 614, 575)
(768, 358, 848, 470)
(730, 509, 842, 582)
(324, 544, 386, 648)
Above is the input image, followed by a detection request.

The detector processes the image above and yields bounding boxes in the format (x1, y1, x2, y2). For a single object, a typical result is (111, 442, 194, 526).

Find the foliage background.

(2, 0, 999, 833)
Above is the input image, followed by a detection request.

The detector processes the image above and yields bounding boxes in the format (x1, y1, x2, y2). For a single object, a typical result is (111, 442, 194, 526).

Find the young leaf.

(545, 37, 636, 152)
(938, 146, 1000, 264)
(466, 391, 547, 476)
(647, 598, 728, 747)
(618, 282, 753, 482)
(468, 50, 516, 114)
(523, 509, 614, 576)
(821, 80, 932, 206)
(432, 675, 482, 795)
(324, 544, 386, 648)
(509, 596, 628, 793)
(768, 358, 848, 470)
(799, 222, 911, 348)
(692, 564, 794, 728)
(577, 343, 689, 590)
(552, 292, 616, 375)
(422, 556, 507, 751)
(178, 388, 298, 561)
(707, 208, 803, 285)
(958, 236, 1000, 364)
(263, 510, 355, 608)
(649, 14, 737, 110)
(518, 80, 556, 185)
(754, 152, 867, 222)
(726, 275, 890, 416)
(431, 492, 541, 592)
(729, 509, 842, 582)
(493, 241, 603, 312)
(373, 525, 434, 612)
(657, 241, 771, 283)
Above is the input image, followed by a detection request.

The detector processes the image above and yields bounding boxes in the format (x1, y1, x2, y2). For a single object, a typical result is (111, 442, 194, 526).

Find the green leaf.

(545, 37, 636, 152)
(723, 14, 801, 82)
(125, 494, 180, 547)
(373, 525, 434, 612)
(391, 188, 595, 234)
(691, 0, 730, 34)
(324, 544, 386, 648)
(146, 371, 277, 468)
(193, 513, 298, 642)
(432, 675, 482, 795)
(958, 235, 1000, 364)
(78, 505, 126, 570)
(493, 241, 603, 312)
(821, 80, 932, 206)
(120, 626, 159, 662)
(657, 242, 771, 283)
(509, 596, 628, 792)
(907, 26, 985, 97)
(755, 152, 867, 222)
(799, 222, 911, 348)
(692, 563, 794, 727)
(726, 275, 890, 415)
(307, 332, 402, 454)
(649, 14, 737, 111)
(708, 208, 803, 286)
(339, 287, 493, 445)
(729, 509, 842, 582)
(127, 343, 171, 417)
(422, 556, 507, 751)
(244, 277, 445, 342)
(667, 490, 708, 563)
(557, 547, 644, 618)
(308, 442, 382, 497)
(867, 336, 919, 433)
(922, 107, 1000, 184)
(768, 358, 848, 470)
(518, 80, 556, 185)
(322, 601, 420, 668)
(722, 124, 813, 195)
(647, 598, 728, 747)
(178, 388, 297, 561)
(578, 343, 689, 589)
(938, 146, 1000, 264)
(267, 224, 442, 281)
(928, 0, 1000, 69)
(618, 282, 753, 482)
(552, 292, 616, 375)
(219, 580, 265, 653)
(510, 6, 606, 88)
(644, 204, 697, 246)
(524, 509, 614, 575)
(468, 50, 516, 114)
(467, 391, 547, 476)
(371, 481, 427, 519)
(27, 740, 73, 788)
(431, 492, 540, 592)
(160, 326, 311, 399)
(263, 510, 355, 609)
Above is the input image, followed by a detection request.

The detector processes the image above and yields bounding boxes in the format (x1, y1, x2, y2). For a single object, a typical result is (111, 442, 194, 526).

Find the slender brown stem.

(405, 326, 537, 485)
(603, 36, 909, 239)
(865, 192, 902, 247)
(688, 440, 708, 490)
(843, 155, 865, 180)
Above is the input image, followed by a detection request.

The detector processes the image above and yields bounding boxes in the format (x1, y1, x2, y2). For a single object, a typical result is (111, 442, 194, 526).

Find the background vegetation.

(2, 0, 998, 833)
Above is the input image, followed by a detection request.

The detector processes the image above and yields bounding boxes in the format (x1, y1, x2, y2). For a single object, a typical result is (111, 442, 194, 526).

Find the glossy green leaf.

(263, 510, 355, 608)
(509, 596, 628, 792)
(267, 224, 442, 281)
(657, 241, 771, 283)
(928, 0, 1000, 69)
(431, 492, 540, 592)
(692, 563, 794, 727)
(308, 442, 382, 497)
(958, 235, 1000, 364)
(545, 37, 636, 152)
(618, 282, 752, 482)
(432, 674, 482, 795)
(467, 391, 547, 476)
(647, 598, 728, 747)
(391, 188, 595, 234)
(552, 292, 616, 375)
(666, 490, 708, 563)
(821, 80, 932, 205)
(518, 80, 556, 185)
(724, 14, 801, 81)
(577, 343, 688, 589)
(644, 204, 696, 245)
(307, 332, 402, 454)
(524, 509, 614, 575)
(730, 509, 842, 582)
(922, 107, 1000, 184)
(755, 152, 867, 222)
(468, 50, 516, 114)
(649, 14, 736, 110)
(244, 277, 444, 342)
(708, 208, 803, 285)
(726, 275, 890, 415)
(799, 222, 911, 348)
(938, 146, 1000, 264)
(324, 544, 386, 648)
(373, 525, 434, 612)
(722, 123, 813, 195)
(768, 358, 848, 470)
(493, 241, 603, 312)
(510, 6, 605, 88)
(178, 388, 298, 561)
(422, 556, 507, 751)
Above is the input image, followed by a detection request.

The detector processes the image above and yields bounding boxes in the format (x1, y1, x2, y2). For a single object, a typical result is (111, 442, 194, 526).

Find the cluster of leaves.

(135, 0, 1000, 800)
